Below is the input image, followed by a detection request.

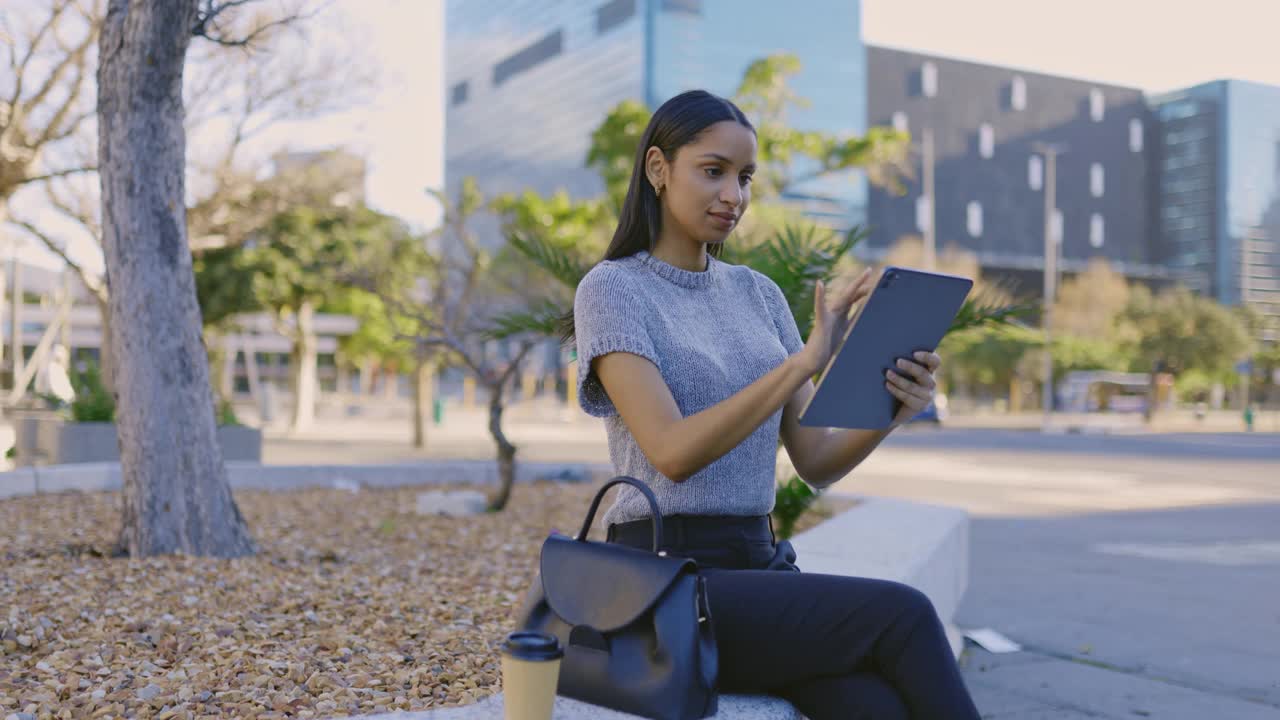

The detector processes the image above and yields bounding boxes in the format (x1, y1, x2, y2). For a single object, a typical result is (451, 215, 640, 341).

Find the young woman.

(566, 89, 981, 719)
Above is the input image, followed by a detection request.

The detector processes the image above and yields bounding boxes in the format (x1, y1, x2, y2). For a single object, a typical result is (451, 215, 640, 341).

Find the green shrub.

(217, 400, 241, 426)
(772, 474, 819, 540)
(69, 364, 116, 423)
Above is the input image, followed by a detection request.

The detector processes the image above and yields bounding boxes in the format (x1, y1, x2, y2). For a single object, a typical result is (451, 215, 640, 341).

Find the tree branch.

(192, 0, 332, 48)
(10, 217, 107, 304)
(43, 181, 101, 239)
(21, 10, 96, 121)
(7, 0, 74, 110)
(40, 108, 96, 145)
(21, 165, 97, 185)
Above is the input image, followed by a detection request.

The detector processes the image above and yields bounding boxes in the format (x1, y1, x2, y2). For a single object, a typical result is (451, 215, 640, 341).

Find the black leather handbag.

(514, 476, 719, 720)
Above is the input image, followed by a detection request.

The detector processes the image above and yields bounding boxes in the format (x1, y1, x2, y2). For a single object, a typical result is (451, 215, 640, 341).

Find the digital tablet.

(797, 266, 974, 430)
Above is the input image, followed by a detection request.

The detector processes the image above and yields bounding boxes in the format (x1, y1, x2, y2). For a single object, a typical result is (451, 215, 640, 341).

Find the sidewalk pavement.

(962, 645, 1280, 719)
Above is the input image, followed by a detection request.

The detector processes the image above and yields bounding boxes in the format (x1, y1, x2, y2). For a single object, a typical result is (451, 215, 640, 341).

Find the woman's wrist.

(788, 352, 820, 383)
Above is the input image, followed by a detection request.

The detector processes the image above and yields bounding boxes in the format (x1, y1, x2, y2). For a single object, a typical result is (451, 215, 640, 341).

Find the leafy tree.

(1049, 335, 1133, 377)
(1052, 258, 1132, 338)
(1120, 286, 1253, 378)
(938, 324, 1041, 396)
(348, 179, 548, 509)
(192, 243, 265, 403)
(249, 205, 418, 432)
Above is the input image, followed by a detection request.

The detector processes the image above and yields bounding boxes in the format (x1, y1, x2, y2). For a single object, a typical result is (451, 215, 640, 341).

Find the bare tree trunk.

(359, 355, 375, 395)
(201, 327, 234, 406)
(219, 335, 235, 402)
(383, 366, 399, 400)
(289, 301, 317, 433)
(486, 379, 517, 512)
(94, 299, 116, 395)
(99, 0, 254, 558)
(411, 357, 435, 448)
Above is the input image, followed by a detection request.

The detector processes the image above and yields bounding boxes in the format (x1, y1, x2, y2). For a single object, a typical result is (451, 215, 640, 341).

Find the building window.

(922, 62, 938, 98)
(891, 111, 908, 134)
(1090, 163, 1105, 197)
(1052, 210, 1064, 245)
(915, 196, 932, 233)
(979, 123, 994, 159)
(1090, 213, 1105, 248)
(1029, 154, 1043, 190)
(1011, 75, 1027, 111)
(493, 30, 563, 86)
(1090, 88, 1105, 122)
(1129, 118, 1144, 152)
(967, 202, 983, 237)
(661, 0, 701, 14)
(450, 81, 469, 106)
(596, 0, 636, 33)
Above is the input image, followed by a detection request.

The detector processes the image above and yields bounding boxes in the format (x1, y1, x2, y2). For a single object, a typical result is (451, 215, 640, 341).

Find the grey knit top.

(574, 249, 805, 527)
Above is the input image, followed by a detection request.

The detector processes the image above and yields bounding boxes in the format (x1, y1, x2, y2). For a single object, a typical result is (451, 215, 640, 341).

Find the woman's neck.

(650, 236, 708, 273)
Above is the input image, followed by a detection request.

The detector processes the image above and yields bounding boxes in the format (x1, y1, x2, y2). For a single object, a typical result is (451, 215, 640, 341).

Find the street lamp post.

(922, 127, 936, 271)
(907, 126, 938, 271)
(1031, 142, 1066, 429)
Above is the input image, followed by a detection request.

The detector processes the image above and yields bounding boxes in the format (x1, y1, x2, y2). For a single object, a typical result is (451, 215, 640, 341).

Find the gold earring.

(655, 184, 663, 198)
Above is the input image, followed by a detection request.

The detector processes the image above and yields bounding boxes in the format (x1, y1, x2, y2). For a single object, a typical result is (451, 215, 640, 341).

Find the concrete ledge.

(788, 495, 969, 658)
(337, 496, 970, 720)
(351, 691, 799, 719)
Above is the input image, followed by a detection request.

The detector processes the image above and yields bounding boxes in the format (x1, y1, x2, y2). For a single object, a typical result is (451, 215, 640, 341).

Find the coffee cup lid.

(503, 631, 563, 661)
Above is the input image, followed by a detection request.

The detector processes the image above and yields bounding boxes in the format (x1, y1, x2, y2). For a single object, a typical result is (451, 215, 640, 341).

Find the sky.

(861, 0, 1280, 93)
(15, 0, 1280, 274)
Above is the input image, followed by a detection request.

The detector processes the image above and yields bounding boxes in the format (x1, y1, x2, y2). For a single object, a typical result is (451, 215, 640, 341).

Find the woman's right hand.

(797, 268, 875, 378)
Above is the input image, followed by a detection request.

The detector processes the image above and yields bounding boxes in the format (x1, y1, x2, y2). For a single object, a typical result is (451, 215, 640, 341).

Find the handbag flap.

(540, 534, 696, 633)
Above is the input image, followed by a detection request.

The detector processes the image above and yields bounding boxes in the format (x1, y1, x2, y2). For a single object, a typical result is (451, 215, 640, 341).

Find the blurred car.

(908, 393, 949, 426)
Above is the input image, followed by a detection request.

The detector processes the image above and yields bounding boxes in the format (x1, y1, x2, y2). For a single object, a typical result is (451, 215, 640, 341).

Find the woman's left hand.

(886, 351, 942, 428)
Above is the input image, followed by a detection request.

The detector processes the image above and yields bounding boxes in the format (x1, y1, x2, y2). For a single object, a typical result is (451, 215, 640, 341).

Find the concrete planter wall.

(12, 416, 262, 465)
(216, 425, 264, 462)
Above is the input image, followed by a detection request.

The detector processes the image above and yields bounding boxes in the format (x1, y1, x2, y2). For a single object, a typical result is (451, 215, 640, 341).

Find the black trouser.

(607, 514, 981, 720)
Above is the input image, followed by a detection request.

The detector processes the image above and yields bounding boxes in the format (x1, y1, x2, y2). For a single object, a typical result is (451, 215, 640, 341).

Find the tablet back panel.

(798, 267, 973, 430)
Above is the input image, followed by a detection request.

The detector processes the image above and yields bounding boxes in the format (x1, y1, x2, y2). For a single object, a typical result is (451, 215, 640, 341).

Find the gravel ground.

(0, 481, 852, 719)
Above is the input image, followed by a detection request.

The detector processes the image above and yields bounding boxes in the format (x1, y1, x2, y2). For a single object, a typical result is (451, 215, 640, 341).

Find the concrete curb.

(341, 496, 970, 720)
(0, 460, 615, 500)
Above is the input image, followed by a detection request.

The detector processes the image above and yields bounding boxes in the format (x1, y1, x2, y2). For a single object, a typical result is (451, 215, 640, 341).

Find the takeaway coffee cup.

(500, 631, 563, 720)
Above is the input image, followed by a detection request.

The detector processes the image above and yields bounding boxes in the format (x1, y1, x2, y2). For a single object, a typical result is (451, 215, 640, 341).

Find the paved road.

(823, 429, 1280, 718)
(958, 502, 1280, 718)
(832, 428, 1280, 517)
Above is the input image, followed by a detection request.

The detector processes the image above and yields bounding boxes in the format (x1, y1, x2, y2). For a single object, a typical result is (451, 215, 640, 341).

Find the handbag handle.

(575, 476, 665, 553)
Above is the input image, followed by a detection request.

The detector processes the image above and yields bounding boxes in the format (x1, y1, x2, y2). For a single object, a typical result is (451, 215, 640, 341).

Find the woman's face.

(651, 120, 757, 245)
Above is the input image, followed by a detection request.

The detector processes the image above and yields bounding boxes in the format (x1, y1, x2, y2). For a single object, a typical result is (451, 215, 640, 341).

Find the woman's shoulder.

(575, 256, 644, 302)
(715, 258, 779, 296)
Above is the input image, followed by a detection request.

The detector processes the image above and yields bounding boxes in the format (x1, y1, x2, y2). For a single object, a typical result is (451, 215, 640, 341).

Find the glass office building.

(1154, 80, 1280, 338)
(1153, 94, 1219, 297)
(445, 0, 867, 229)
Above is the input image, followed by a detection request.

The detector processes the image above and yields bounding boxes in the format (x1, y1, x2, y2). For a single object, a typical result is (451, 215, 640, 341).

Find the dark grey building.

(866, 45, 1169, 294)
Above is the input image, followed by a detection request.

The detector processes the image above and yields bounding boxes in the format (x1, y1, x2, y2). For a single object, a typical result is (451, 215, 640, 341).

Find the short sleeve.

(573, 264, 662, 417)
(753, 272, 805, 356)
